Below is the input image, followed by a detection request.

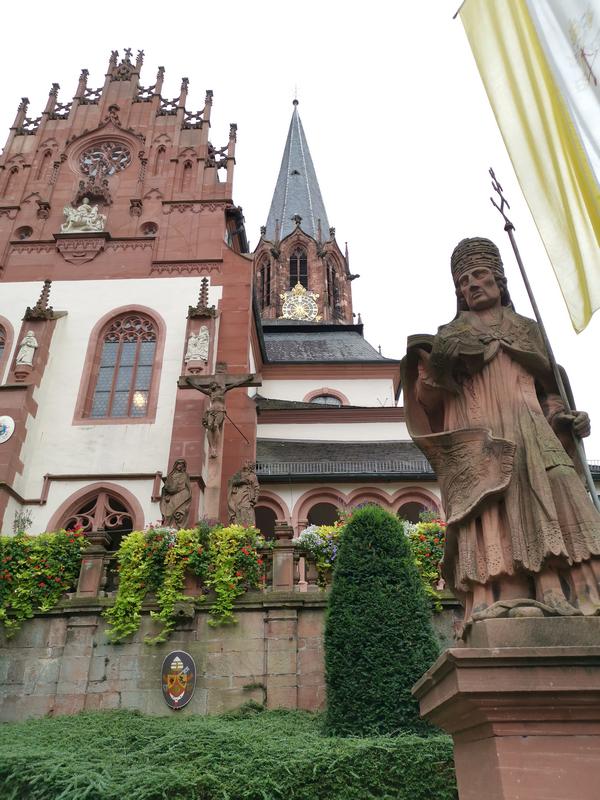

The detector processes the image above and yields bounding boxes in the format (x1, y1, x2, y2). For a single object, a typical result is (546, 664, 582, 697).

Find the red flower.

(433, 538, 440, 545)
(236, 571, 243, 577)
(38, 582, 46, 588)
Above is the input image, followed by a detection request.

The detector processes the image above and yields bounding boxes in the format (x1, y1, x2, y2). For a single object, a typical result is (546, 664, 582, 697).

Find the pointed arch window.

(259, 258, 272, 307)
(89, 313, 157, 418)
(63, 490, 134, 535)
(181, 160, 193, 192)
(36, 150, 53, 182)
(326, 260, 337, 307)
(289, 248, 308, 289)
(4, 167, 18, 197)
(153, 146, 166, 175)
(0, 324, 5, 363)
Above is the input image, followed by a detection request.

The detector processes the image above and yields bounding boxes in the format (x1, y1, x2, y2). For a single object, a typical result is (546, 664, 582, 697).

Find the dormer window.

(310, 394, 342, 407)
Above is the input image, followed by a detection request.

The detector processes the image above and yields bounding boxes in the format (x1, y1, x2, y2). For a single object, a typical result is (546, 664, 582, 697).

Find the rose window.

(79, 142, 131, 178)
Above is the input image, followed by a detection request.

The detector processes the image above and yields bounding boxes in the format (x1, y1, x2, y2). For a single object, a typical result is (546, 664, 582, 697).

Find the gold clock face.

(280, 283, 320, 321)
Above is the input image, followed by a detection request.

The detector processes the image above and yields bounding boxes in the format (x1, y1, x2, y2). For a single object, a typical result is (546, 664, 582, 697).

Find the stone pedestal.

(13, 363, 32, 382)
(271, 522, 296, 592)
(412, 619, 600, 800)
(76, 531, 111, 597)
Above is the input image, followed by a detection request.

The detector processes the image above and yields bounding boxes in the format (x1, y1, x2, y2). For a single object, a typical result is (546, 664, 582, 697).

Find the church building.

(0, 50, 441, 543)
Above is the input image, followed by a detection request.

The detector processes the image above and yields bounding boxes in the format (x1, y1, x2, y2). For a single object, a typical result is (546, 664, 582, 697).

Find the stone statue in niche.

(185, 326, 209, 363)
(227, 461, 260, 527)
(61, 197, 106, 233)
(15, 330, 38, 366)
(160, 458, 192, 529)
(402, 237, 600, 634)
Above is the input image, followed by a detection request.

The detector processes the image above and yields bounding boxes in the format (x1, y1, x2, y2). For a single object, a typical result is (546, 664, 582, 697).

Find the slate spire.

(264, 100, 330, 242)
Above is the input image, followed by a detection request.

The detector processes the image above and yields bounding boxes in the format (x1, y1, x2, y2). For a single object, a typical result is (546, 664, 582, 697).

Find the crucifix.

(178, 362, 261, 521)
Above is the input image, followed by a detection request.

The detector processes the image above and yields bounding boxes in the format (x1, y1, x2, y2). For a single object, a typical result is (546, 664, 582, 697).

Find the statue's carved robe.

(160, 468, 192, 529)
(403, 308, 600, 606)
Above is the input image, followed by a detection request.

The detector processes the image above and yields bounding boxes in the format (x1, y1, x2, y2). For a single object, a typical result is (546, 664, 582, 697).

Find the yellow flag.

(460, 0, 600, 332)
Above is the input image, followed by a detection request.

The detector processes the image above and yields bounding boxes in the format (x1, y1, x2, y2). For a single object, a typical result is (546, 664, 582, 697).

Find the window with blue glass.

(89, 314, 157, 418)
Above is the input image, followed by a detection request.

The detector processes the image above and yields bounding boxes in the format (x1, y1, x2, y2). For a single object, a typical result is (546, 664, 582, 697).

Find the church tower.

(253, 101, 355, 323)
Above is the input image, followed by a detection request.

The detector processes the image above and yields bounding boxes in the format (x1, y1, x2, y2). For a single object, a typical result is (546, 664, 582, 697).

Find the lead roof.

(262, 328, 391, 362)
(264, 102, 330, 242)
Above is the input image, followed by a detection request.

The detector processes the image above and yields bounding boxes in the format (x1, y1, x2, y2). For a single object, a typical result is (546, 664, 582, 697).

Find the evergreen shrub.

(0, 709, 457, 800)
(325, 505, 440, 735)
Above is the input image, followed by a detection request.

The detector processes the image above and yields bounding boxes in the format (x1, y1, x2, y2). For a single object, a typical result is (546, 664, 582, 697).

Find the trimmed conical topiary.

(325, 505, 440, 735)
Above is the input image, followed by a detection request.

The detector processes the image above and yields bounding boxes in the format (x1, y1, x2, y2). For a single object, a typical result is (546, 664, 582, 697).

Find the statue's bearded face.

(458, 265, 501, 311)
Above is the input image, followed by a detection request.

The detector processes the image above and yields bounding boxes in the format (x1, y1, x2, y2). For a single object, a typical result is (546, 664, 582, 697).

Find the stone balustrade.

(73, 525, 324, 600)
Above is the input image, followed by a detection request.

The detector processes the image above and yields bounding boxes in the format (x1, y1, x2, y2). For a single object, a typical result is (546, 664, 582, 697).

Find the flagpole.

(489, 168, 600, 512)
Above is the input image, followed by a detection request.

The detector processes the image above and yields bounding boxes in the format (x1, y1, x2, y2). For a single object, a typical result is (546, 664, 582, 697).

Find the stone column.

(271, 522, 296, 592)
(76, 531, 111, 597)
(412, 618, 600, 800)
(203, 447, 222, 522)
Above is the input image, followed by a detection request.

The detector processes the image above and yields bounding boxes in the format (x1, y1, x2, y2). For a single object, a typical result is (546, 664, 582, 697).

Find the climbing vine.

(0, 528, 86, 637)
(104, 523, 267, 644)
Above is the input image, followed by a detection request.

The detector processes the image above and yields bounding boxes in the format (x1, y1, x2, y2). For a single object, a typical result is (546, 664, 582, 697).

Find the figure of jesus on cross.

(180, 362, 261, 459)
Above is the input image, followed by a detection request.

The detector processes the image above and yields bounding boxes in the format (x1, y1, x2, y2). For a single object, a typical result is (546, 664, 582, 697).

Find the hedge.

(0, 708, 456, 800)
(325, 506, 440, 735)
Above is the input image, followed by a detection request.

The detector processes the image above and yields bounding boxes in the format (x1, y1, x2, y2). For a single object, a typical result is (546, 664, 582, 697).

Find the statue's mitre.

(451, 237, 504, 284)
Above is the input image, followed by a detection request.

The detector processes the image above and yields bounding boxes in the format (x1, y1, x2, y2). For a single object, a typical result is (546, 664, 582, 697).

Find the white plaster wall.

(2, 496, 20, 535)
(257, 421, 410, 441)
(259, 378, 396, 407)
(2, 279, 222, 505)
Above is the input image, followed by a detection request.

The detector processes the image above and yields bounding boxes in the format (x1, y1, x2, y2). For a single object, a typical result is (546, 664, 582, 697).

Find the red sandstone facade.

(0, 48, 440, 541)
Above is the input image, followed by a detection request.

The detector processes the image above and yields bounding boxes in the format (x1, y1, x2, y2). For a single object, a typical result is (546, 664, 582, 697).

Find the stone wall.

(0, 595, 457, 722)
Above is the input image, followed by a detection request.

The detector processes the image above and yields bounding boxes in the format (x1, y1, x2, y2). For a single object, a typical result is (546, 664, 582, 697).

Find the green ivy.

(205, 525, 266, 626)
(0, 529, 86, 637)
(147, 527, 213, 644)
(103, 531, 154, 643)
(104, 524, 267, 643)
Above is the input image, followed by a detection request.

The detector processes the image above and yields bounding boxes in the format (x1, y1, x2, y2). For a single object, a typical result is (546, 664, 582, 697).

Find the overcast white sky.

(2, 1, 599, 457)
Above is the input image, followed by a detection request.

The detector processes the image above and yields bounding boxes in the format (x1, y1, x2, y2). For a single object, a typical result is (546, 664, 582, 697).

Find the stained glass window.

(89, 314, 157, 418)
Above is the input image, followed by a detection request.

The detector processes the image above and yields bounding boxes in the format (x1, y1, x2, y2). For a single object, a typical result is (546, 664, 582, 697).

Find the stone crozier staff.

(402, 237, 600, 632)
